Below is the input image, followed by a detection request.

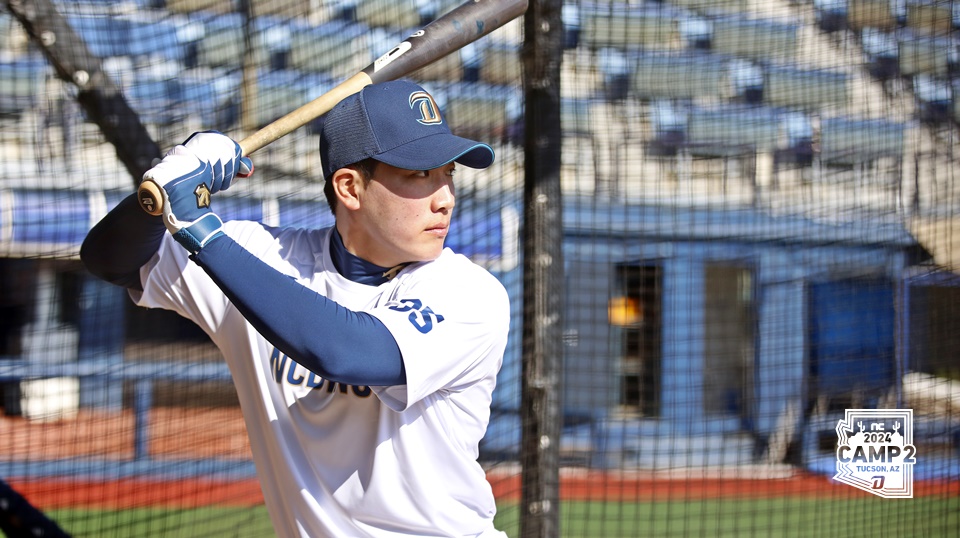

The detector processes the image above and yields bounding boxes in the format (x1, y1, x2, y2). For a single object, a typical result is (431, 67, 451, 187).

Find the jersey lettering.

(269, 348, 372, 397)
(387, 298, 445, 334)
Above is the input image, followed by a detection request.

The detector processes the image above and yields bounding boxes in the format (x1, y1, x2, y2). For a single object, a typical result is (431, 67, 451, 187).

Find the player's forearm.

(192, 235, 406, 386)
(80, 193, 167, 290)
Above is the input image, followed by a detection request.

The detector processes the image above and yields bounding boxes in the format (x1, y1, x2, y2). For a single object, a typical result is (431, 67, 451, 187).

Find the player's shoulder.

(222, 221, 331, 257)
(405, 249, 509, 303)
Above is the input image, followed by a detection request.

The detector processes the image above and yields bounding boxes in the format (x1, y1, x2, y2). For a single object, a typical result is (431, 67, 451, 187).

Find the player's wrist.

(169, 212, 225, 254)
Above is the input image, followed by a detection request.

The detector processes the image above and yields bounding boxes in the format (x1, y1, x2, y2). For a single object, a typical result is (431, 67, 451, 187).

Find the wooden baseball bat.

(138, 0, 529, 216)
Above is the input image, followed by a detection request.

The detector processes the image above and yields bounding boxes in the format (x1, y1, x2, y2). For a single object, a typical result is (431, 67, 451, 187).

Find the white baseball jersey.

(133, 221, 510, 538)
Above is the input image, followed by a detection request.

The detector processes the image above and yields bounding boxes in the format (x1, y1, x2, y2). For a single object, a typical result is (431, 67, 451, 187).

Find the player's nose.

(431, 175, 456, 213)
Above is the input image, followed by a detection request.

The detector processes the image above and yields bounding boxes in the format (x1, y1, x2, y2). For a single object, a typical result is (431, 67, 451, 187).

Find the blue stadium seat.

(0, 56, 47, 117)
(179, 72, 241, 128)
(728, 59, 764, 104)
(126, 78, 183, 125)
(775, 112, 815, 167)
(648, 100, 688, 157)
(814, 0, 848, 33)
(861, 27, 900, 80)
(912, 74, 953, 125)
(126, 16, 187, 61)
(66, 15, 132, 58)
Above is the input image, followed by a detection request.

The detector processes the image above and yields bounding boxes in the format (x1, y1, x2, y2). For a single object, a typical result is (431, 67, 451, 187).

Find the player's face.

(349, 162, 457, 267)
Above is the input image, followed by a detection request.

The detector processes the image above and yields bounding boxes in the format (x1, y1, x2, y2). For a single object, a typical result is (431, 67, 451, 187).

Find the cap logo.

(409, 91, 443, 126)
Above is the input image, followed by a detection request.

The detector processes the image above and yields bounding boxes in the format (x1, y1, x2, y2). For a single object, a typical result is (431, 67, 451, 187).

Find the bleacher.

(0, 0, 956, 207)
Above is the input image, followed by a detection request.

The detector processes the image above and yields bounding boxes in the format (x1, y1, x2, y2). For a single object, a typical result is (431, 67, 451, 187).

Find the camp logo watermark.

(835, 409, 916, 498)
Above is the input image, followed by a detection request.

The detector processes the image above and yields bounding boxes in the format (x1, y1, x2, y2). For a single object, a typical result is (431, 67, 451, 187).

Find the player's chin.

(411, 239, 445, 262)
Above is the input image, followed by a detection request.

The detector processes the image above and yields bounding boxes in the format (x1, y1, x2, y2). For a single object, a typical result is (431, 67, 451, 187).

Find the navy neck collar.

(330, 227, 407, 285)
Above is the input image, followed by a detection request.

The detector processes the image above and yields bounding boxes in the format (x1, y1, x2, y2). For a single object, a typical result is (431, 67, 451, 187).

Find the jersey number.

(388, 298, 445, 334)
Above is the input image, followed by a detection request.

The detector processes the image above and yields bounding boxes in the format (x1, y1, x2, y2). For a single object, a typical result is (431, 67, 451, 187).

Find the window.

(704, 264, 755, 420)
(610, 264, 661, 416)
(909, 284, 960, 381)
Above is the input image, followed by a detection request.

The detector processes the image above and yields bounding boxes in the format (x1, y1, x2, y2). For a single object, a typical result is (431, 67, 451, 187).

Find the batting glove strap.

(169, 212, 225, 254)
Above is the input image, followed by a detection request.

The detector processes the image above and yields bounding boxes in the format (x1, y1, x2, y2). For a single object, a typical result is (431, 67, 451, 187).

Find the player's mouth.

(425, 223, 448, 237)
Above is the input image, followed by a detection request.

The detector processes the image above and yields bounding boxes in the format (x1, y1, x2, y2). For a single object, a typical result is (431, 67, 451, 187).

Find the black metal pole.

(5, 0, 161, 186)
(520, 0, 563, 536)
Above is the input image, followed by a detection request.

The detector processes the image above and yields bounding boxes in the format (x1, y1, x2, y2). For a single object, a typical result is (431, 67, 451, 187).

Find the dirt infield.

(3, 408, 957, 510)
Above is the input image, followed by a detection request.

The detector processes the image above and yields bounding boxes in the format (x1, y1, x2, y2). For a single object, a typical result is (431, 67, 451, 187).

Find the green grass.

(48, 497, 958, 537)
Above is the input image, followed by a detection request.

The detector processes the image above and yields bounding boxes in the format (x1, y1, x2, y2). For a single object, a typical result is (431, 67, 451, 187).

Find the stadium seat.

(164, 0, 238, 16)
(125, 77, 183, 126)
(685, 105, 780, 157)
(179, 72, 241, 127)
(814, 0, 848, 33)
(441, 83, 514, 141)
(580, 5, 682, 51)
(818, 117, 904, 165)
(710, 16, 798, 62)
(194, 13, 250, 69)
(728, 59, 763, 104)
(255, 16, 293, 71)
(666, 0, 748, 14)
(126, 15, 187, 62)
(847, 0, 898, 31)
(66, 15, 132, 58)
(354, 0, 424, 29)
(899, 34, 952, 76)
(905, 0, 954, 36)
(631, 52, 728, 100)
(647, 100, 688, 157)
(912, 74, 953, 125)
(861, 27, 901, 80)
(478, 43, 521, 86)
(0, 56, 47, 118)
(763, 66, 849, 111)
(287, 22, 369, 79)
(678, 15, 712, 50)
(251, 70, 309, 128)
(775, 112, 815, 167)
(598, 48, 631, 101)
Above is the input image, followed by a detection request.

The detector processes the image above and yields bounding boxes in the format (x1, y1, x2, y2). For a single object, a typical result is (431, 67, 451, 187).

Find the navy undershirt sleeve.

(192, 235, 406, 387)
(80, 193, 167, 291)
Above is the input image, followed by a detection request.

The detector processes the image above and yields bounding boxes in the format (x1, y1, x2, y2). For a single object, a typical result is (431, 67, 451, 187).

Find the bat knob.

(138, 181, 164, 216)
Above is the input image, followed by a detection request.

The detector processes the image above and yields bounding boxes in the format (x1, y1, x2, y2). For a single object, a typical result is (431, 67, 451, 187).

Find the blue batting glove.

(141, 131, 254, 254)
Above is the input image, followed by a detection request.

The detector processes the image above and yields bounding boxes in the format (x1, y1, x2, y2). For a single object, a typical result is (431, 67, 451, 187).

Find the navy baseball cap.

(319, 80, 495, 180)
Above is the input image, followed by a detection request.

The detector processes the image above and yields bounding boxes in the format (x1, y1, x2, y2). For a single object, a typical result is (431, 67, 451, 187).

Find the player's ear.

(331, 167, 363, 211)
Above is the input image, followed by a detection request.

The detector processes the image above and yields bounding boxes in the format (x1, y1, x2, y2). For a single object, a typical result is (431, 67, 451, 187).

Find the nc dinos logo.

(409, 91, 443, 125)
(835, 409, 916, 498)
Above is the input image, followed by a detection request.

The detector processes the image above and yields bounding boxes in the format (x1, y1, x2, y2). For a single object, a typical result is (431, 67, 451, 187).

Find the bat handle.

(138, 180, 164, 216)
(137, 72, 374, 215)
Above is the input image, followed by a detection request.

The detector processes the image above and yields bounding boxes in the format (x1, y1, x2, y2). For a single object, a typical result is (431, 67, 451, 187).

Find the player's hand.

(141, 131, 254, 253)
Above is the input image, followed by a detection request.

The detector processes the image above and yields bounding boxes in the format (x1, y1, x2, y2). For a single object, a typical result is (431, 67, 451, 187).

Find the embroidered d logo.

(409, 91, 443, 125)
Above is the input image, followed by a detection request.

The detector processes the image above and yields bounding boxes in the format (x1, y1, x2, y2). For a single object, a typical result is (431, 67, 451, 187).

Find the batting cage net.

(0, 0, 957, 536)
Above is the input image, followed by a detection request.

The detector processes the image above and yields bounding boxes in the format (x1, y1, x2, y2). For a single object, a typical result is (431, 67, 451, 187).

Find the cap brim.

(373, 132, 495, 172)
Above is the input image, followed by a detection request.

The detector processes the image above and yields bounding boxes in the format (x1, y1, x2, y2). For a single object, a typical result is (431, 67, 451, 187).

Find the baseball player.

(80, 80, 510, 537)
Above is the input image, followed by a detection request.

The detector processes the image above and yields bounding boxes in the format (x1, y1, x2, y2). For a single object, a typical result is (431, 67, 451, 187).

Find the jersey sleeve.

(370, 255, 510, 411)
(133, 221, 292, 336)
